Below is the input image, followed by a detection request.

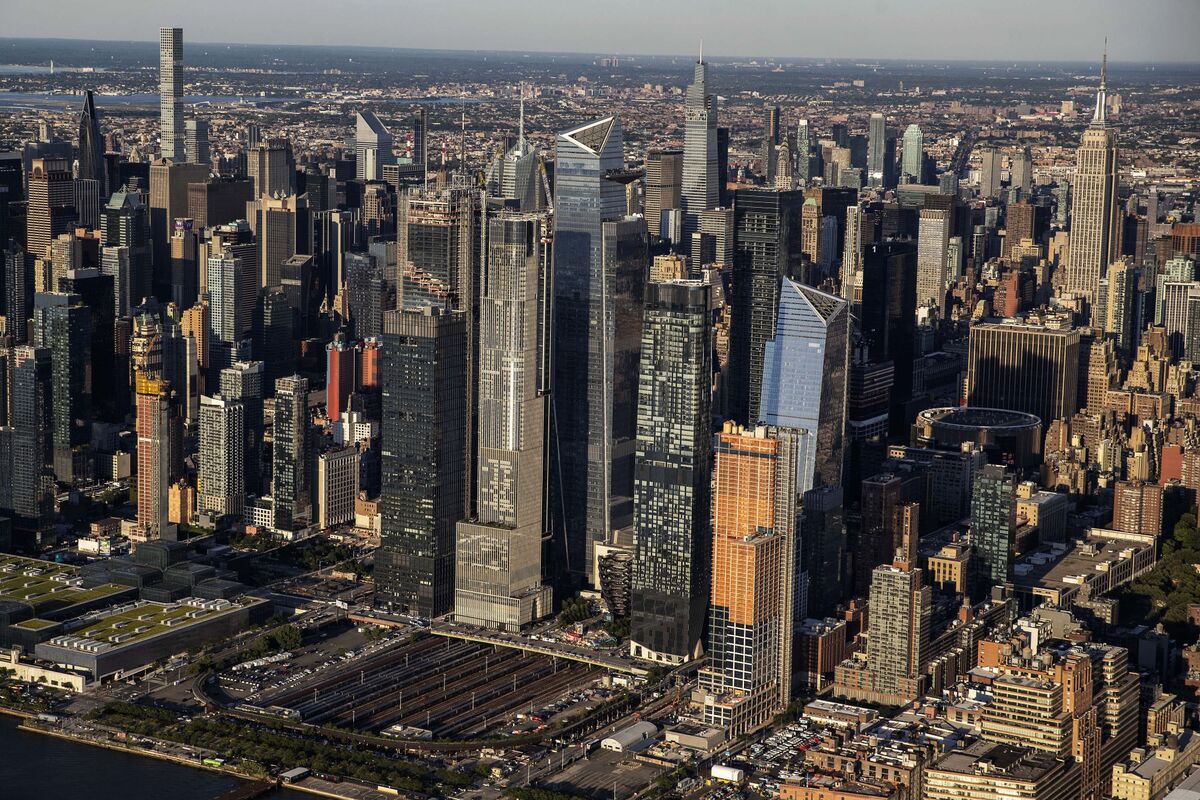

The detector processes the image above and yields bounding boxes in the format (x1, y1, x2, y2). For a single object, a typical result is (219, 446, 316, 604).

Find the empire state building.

(1063, 48, 1120, 322)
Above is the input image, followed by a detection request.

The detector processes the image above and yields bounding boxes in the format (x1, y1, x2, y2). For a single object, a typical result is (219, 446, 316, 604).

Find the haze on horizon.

(2, 0, 1199, 65)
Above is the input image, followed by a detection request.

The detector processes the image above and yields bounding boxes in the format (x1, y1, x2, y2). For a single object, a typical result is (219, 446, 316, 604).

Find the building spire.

(699, 37, 703, 65)
(1093, 38, 1109, 124)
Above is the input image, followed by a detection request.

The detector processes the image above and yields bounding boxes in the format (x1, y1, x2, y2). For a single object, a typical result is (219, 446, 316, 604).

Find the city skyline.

(2, 0, 1199, 65)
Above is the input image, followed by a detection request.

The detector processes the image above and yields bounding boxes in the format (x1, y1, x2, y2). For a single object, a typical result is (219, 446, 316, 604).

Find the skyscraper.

(35, 292, 92, 485)
(355, 111, 396, 182)
(901, 124, 923, 183)
(1064, 53, 1120, 319)
(325, 333, 357, 424)
(863, 530, 931, 704)
(644, 149, 682, 241)
(916, 207, 952, 313)
(682, 56, 718, 239)
(103, 187, 150, 313)
(758, 279, 849, 492)
(77, 91, 106, 194)
(26, 158, 76, 263)
(729, 187, 804, 426)
(698, 422, 791, 734)
(966, 321, 1081, 424)
(251, 192, 308, 289)
(979, 145, 1002, 199)
(219, 361, 265, 497)
(971, 464, 1016, 597)
(761, 105, 781, 183)
(185, 118, 210, 166)
(135, 374, 171, 539)
(8, 346, 52, 530)
(454, 214, 552, 630)
(376, 307, 467, 618)
(205, 250, 255, 376)
(867, 113, 889, 188)
(1010, 146, 1032, 196)
(551, 116, 645, 585)
(159, 27, 184, 161)
(629, 280, 712, 665)
(272, 375, 309, 532)
(795, 119, 814, 186)
(486, 92, 544, 212)
(246, 138, 296, 198)
(198, 393, 245, 520)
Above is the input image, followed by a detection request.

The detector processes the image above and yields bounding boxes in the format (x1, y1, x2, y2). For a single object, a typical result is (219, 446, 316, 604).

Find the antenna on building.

(518, 83, 525, 155)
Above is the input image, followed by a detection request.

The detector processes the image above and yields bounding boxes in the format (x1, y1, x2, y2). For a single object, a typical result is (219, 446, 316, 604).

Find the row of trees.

(1115, 512, 1200, 642)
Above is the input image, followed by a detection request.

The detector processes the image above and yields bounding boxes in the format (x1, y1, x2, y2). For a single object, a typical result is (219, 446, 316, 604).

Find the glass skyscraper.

(629, 280, 712, 664)
(375, 307, 467, 619)
(758, 279, 849, 493)
(550, 116, 645, 586)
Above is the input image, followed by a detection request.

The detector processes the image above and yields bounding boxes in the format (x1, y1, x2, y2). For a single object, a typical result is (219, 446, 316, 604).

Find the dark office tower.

(629, 280, 712, 664)
(966, 321, 1080, 425)
(344, 251, 387, 340)
(360, 181, 395, 239)
(9, 346, 52, 530)
(454, 214, 552, 630)
(717, 127, 731, 208)
(249, 192, 308, 290)
(551, 116, 644, 585)
(1005, 200, 1037, 260)
(254, 288, 294, 391)
(281, 254, 316, 341)
(970, 464, 1016, 598)
(355, 111, 395, 182)
(246, 139, 297, 199)
(859, 242, 917, 429)
(411, 108, 428, 180)
(219, 361, 265, 497)
(272, 375, 309, 531)
(855, 465, 928, 596)
(74, 177, 101, 231)
(313, 208, 357, 303)
(35, 293, 92, 485)
(26, 158, 76, 262)
(762, 105, 781, 183)
(644, 149, 683, 241)
(868, 114, 888, 185)
(759, 279, 849, 491)
(77, 91, 106, 195)
(168, 220, 199, 309)
(149, 159, 208, 297)
(801, 485, 846, 618)
(795, 120, 814, 186)
(58, 268, 116, 422)
(184, 118, 209, 166)
(682, 55, 718, 240)
(728, 187, 804, 426)
(3, 244, 30, 342)
(158, 28, 184, 160)
(103, 188, 150, 311)
(376, 307, 467, 618)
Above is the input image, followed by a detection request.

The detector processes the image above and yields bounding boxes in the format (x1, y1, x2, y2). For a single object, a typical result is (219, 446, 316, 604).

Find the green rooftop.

(11, 618, 58, 631)
(0, 555, 128, 614)
(65, 598, 261, 647)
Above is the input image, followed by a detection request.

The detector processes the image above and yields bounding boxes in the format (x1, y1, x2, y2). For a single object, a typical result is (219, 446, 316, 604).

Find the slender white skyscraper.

(159, 27, 184, 161)
(1064, 48, 1119, 320)
(682, 49, 718, 239)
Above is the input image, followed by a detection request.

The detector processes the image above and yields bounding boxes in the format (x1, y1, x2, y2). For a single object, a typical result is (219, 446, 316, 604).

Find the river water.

(0, 714, 307, 799)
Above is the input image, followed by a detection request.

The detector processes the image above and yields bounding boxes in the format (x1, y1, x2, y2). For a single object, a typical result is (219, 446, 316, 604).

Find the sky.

(3, 0, 1199, 63)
